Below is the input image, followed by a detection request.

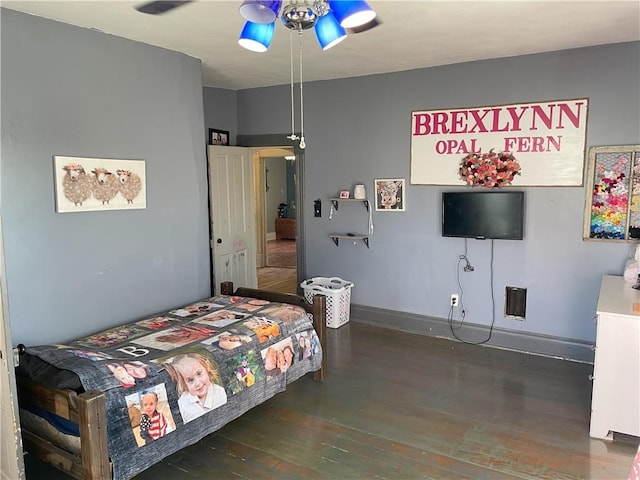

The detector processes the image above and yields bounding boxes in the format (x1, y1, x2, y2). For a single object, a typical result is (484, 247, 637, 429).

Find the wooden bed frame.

(16, 283, 327, 480)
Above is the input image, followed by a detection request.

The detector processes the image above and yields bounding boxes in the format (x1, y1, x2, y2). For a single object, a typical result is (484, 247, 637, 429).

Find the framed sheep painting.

(54, 156, 146, 213)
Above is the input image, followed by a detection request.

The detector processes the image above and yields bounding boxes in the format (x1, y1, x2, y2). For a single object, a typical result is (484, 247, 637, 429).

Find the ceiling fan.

(135, 1, 194, 15)
(135, 1, 380, 149)
(135, 1, 381, 39)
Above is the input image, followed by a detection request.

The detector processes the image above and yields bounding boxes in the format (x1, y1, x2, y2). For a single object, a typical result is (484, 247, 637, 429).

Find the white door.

(0, 217, 25, 479)
(208, 146, 257, 291)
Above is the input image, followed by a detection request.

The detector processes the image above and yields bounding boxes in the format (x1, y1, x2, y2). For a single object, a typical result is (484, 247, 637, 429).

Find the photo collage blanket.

(25, 294, 323, 479)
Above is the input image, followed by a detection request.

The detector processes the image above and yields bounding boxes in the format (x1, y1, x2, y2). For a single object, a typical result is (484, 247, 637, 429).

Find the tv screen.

(442, 191, 524, 240)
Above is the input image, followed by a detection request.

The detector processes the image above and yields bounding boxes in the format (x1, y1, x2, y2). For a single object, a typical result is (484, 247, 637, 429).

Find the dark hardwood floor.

(24, 322, 638, 479)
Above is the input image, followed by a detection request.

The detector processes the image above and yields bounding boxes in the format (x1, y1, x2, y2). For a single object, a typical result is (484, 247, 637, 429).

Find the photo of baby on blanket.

(169, 302, 222, 318)
(242, 317, 280, 343)
(216, 295, 243, 305)
(163, 348, 228, 424)
(125, 383, 176, 447)
(123, 360, 158, 380)
(259, 304, 307, 324)
(202, 329, 253, 351)
(107, 363, 137, 388)
(76, 324, 147, 349)
(234, 298, 270, 312)
(66, 349, 112, 361)
(132, 325, 217, 351)
(193, 309, 249, 328)
(107, 360, 158, 388)
(261, 337, 295, 379)
(136, 316, 180, 330)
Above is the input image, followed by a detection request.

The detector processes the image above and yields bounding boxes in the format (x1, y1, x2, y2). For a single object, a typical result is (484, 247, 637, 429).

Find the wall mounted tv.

(442, 191, 525, 240)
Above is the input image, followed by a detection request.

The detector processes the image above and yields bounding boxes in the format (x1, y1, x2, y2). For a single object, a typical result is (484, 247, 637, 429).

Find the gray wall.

(2, 7, 638, 355)
(203, 87, 237, 145)
(1, 9, 211, 345)
(236, 42, 640, 347)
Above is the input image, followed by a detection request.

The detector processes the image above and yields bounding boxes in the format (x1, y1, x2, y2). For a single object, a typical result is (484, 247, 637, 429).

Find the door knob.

(217, 238, 222, 244)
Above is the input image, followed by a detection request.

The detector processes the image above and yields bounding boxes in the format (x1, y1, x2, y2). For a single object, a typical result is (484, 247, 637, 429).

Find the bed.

(15, 282, 327, 480)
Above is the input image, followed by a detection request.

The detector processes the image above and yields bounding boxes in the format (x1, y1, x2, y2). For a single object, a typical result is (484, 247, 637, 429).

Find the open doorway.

(252, 147, 298, 294)
(237, 134, 306, 294)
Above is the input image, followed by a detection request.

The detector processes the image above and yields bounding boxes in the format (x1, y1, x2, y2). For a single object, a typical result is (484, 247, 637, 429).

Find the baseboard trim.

(350, 303, 594, 363)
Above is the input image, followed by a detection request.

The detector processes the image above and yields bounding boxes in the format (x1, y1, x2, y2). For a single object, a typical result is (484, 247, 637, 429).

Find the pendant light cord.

(288, 30, 296, 141)
(286, 29, 306, 149)
(298, 31, 305, 149)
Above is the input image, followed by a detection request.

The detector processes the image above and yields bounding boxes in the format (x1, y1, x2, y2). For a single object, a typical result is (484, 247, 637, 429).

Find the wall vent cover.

(505, 286, 527, 319)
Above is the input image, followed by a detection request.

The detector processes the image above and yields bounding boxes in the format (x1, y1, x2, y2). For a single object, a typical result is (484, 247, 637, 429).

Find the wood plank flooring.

(257, 266, 297, 294)
(24, 322, 638, 479)
(258, 239, 298, 294)
(266, 239, 296, 268)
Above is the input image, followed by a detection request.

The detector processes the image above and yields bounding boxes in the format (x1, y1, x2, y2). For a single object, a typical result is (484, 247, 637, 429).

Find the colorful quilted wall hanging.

(583, 145, 640, 241)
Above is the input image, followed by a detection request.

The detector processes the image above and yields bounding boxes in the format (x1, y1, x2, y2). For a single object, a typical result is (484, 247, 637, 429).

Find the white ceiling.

(2, 1, 639, 90)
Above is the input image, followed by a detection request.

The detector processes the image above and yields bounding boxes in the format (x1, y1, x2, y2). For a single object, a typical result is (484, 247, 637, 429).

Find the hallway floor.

(266, 238, 296, 268)
(258, 239, 297, 294)
(257, 266, 297, 294)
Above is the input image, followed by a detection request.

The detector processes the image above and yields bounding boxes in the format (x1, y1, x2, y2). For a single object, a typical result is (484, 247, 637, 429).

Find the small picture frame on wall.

(339, 190, 350, 199)
(209, 128, 229, 146)
(374, 178, 405, 211)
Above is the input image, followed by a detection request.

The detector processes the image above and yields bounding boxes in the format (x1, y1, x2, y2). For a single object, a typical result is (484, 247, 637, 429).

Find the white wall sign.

(410, 98, 589, 186)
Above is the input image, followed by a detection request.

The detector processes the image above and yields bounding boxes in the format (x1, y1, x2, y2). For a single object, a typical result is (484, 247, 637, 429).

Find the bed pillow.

(16, 353, 83, 391)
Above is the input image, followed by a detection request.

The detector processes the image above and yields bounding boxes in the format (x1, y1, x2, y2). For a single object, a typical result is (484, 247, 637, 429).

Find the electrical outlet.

(450, 294, 459, 307)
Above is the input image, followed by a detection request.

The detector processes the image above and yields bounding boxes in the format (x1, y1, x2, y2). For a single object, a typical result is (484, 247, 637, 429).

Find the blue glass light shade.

(328, 0, 376, 28)
(238, 1, 282, 24)
(238, 21, 275, 52)
(314, 12, 346, 50)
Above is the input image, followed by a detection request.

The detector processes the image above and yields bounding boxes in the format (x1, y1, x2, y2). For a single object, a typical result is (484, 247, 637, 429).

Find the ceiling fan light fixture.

(328, 0, 376, 28)
(314, 11, 346, 50)
(238, 21, 275, 52)
(239, 0, 282, 24)
(234, 0, 378, 149)
(281, 2, 318, 30)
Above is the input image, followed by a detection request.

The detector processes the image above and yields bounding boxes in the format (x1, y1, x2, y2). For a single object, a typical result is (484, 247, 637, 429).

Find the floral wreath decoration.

(459, 149, 522, 188)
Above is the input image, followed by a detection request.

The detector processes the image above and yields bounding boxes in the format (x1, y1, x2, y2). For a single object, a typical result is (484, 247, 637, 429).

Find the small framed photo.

(209, 128, 229, 146)
(375, 178, 405, 211)
(339, 190, 350, 199)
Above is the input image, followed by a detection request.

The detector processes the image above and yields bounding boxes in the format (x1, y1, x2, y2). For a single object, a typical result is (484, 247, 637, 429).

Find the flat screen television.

(442, 191, 525, 240)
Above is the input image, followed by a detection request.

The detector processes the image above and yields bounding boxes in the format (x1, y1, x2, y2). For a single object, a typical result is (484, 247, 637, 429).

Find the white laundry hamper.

(300, 277, 354, 328)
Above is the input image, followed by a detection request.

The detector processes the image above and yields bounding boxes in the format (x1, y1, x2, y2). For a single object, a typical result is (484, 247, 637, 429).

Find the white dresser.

(590, 275, 640, 440)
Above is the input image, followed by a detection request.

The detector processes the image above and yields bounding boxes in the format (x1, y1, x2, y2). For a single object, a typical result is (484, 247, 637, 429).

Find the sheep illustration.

(90, 167, 119, 205)
(61, 164, 92, 206)
(116, 169, 142, 204)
